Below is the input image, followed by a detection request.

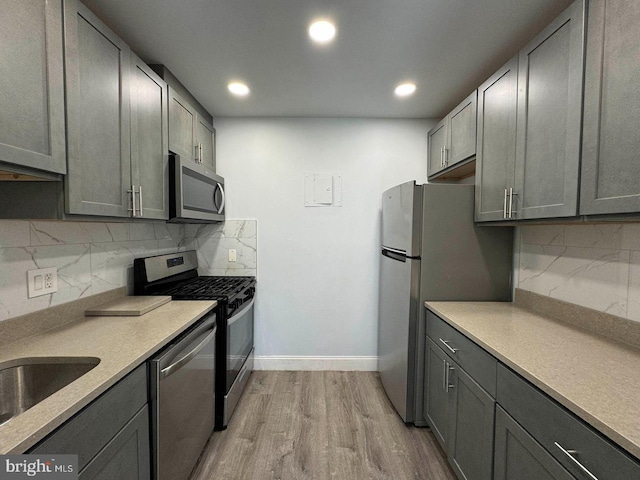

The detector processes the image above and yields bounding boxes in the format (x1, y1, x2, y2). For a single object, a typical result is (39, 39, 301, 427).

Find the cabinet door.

(580, 0, 640, 215)
(514, 0, 584, 220)
(424, 338, 451, 451)
(130, 55, 169, 220)
(448, 91, 477, 167)
(0, 0, 66, 176)
(449, 363, 495, 480)
(427, 119, 447, 178)
(79, 406, 151, 480)
(168, 87, 196, 161)
(494, 406, 575, 480)
(64, 0, 131, 217)
(475, 57, 518, 222)
(196, 117, 216, 170)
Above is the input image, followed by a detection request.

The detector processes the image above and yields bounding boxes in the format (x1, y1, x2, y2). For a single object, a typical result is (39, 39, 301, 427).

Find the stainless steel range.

(134, 251, 256, 430)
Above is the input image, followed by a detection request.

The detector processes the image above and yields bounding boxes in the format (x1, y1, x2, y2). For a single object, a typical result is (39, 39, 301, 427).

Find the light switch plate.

(27, 267, 58, 298)
(228, 249, 237, 262)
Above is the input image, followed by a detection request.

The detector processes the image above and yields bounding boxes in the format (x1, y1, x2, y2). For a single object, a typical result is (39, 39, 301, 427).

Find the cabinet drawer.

(31, 365, 148, 471)
(497, 364, 640, 479)
(426, 310, 497, 396)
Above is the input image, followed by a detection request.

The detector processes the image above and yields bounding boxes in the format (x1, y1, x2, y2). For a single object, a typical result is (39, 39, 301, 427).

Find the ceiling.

(83, 0, 573, 119)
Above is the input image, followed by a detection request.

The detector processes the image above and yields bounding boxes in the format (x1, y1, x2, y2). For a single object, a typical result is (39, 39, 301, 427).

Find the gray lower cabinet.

(427, 92, 477, 180)
(497, 364, 640, 480)
(494, 406, 575, 480)
(130, 55, 169, 220)
(474, 56, 518, 222)
(0, 0, 66, 176)
(64, 0, 132, 217)
(512, 0, 584, 220)
(580, 0, 640, 215)
(424, 337, 495, 480)
(30, 365, 150, 480)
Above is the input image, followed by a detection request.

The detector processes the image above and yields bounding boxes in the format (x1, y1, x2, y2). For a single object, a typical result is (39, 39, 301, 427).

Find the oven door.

(226, 298, 254, 389)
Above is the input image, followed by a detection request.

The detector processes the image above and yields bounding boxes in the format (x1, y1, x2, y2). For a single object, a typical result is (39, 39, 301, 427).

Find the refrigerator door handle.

(382, 249, 407, 263)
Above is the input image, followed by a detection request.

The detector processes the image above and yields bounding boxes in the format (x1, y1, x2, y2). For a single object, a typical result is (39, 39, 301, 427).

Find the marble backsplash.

(518, 223, 640, 323)
(184, 220, 257, 276)
(0, 219, 257, 323)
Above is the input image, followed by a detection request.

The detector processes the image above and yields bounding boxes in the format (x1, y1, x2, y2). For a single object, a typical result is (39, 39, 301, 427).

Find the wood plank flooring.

(191, 371, 456, 480)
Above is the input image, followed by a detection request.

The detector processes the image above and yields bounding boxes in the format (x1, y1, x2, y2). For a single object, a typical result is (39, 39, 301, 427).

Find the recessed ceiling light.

(308, 19, 336, 44)
(394, 82, 417, 97)
(228, 82, 250, 97)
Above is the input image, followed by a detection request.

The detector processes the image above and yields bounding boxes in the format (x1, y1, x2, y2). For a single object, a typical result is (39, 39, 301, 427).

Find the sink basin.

(0, 357, 100, 426)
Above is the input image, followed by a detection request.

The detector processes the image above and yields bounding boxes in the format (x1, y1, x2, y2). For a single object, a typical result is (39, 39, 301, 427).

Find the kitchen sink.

(0, 357, 100, 426)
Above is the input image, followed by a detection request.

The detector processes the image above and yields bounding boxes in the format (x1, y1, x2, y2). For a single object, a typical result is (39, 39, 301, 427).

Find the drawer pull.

(442, 359, 447, 390)
(554, 442, 598, 480)
(439, 338, 458, 354)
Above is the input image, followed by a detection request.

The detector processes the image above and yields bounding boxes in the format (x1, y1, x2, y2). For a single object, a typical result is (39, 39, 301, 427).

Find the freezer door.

(381, 181, 422, 257)
(378, 249, 420, 422)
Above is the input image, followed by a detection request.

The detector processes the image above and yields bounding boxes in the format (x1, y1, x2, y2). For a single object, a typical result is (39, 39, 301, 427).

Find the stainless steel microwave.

(169, 154, 225, 223)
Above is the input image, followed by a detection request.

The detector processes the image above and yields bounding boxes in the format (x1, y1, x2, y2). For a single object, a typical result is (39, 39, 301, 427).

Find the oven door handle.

(160, 326, 216, 379)
(228, 298, 255, 326)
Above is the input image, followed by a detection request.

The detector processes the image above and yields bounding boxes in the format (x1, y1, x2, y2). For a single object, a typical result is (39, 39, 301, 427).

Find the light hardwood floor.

(191, 371, 456, 480)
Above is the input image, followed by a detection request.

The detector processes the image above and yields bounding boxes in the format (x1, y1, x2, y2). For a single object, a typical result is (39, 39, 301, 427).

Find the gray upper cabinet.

(196, 116, 216, 170)
(580, 0, 640, 215)
(168, 86, 197, 162)
(475, 56, 518, 222)
(0, 0, 66, 176)
(448, 91, 477, 166)
(64, 0, 132, 217)
(168, 86, 216, 168)
(513, 0, 584, 220)
(428, 119, 447, 178)
(427, 92, 477, 180)
(130, 55, 169, 220)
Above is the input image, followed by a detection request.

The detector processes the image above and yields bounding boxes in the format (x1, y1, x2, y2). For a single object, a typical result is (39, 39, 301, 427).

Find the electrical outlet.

(27, 267, 58, 298)
(228, 249, 237, 262)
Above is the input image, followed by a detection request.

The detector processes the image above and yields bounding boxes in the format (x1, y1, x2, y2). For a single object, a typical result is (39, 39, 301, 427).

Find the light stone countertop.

(0, 299, 216, 455)
(425, 301, 640, 460)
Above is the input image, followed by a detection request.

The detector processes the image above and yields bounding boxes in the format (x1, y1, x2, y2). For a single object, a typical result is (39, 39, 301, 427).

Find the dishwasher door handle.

(160, 326, 216, 379)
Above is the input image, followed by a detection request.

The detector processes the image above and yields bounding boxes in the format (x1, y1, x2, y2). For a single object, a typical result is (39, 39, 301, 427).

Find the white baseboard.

(253, 356, 378, 371)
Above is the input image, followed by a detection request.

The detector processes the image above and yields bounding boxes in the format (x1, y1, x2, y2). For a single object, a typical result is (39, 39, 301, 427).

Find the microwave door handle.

(215, 182, 225, 214)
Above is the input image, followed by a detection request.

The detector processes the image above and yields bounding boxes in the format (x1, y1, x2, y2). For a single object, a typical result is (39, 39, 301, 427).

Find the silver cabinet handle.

(508, 188, 518, 218)
(195, 144, 200, 163)
(554, 442, 599, 480)
(443, 147, 448, 167)
(440, 147, 444, 168)
(160, 327, 216, 379)
(503, 189, 508, 219)
(199, 143, 203, 164)
(445, 364, 455, 392)
(439, 338, 458, 354)
(442, 359, 447, 390)
(138, 185, 143, 217)
(128, 185, 138, 217)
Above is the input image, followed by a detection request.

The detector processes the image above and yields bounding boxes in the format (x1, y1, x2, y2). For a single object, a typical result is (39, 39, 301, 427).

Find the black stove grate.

(159, 276, 254, 299)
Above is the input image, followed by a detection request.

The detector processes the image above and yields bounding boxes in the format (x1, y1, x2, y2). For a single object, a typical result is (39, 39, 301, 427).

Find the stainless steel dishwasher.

(150, 312, 216, 480)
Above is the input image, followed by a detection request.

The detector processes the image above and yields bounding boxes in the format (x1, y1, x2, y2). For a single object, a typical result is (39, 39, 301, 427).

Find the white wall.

(215, 117, 435, 368)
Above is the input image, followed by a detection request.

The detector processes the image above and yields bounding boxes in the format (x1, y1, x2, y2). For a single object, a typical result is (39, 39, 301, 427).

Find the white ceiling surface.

(84, 0, 573, 118)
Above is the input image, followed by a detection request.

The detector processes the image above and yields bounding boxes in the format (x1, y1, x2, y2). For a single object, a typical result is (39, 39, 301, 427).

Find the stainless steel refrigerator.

(378, 181, 512, 424)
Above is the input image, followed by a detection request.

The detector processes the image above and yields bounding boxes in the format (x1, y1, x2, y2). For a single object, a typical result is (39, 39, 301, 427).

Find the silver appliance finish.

(150, 313, 216, 480)
(224, 348, 254, 426)
(169, 154, 225, 223)
(139, 250, 199, 284)
(378, 182, 513, 424)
